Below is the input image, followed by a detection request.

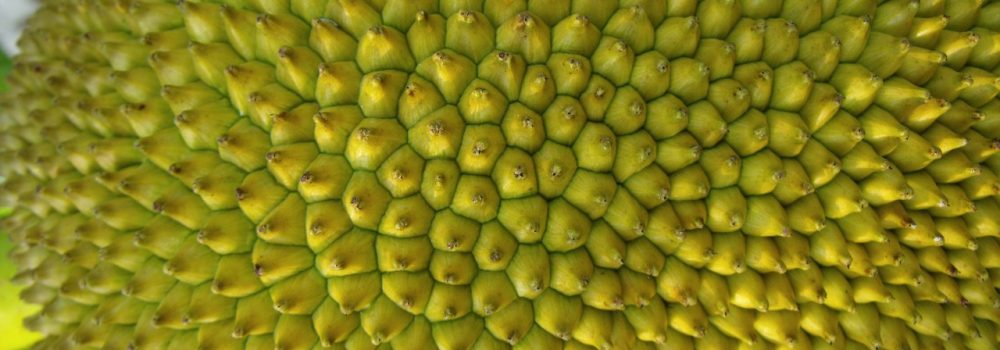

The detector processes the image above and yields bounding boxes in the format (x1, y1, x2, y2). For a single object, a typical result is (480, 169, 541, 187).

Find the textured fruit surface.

(3, 0, 1000, 349)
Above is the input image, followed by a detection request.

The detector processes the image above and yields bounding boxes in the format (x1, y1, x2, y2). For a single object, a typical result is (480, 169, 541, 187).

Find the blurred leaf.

(0, 49, 10, 92)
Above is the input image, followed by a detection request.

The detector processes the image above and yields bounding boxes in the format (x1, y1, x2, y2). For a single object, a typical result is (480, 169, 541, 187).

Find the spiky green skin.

(2, 0, 1000, 349)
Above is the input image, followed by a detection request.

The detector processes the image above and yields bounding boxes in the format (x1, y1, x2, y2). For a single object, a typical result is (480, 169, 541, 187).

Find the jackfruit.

(2, 0, 1000, 349)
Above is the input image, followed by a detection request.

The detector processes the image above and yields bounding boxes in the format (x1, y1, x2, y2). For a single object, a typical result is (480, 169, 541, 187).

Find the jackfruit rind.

(3, 0, 1000, 349)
